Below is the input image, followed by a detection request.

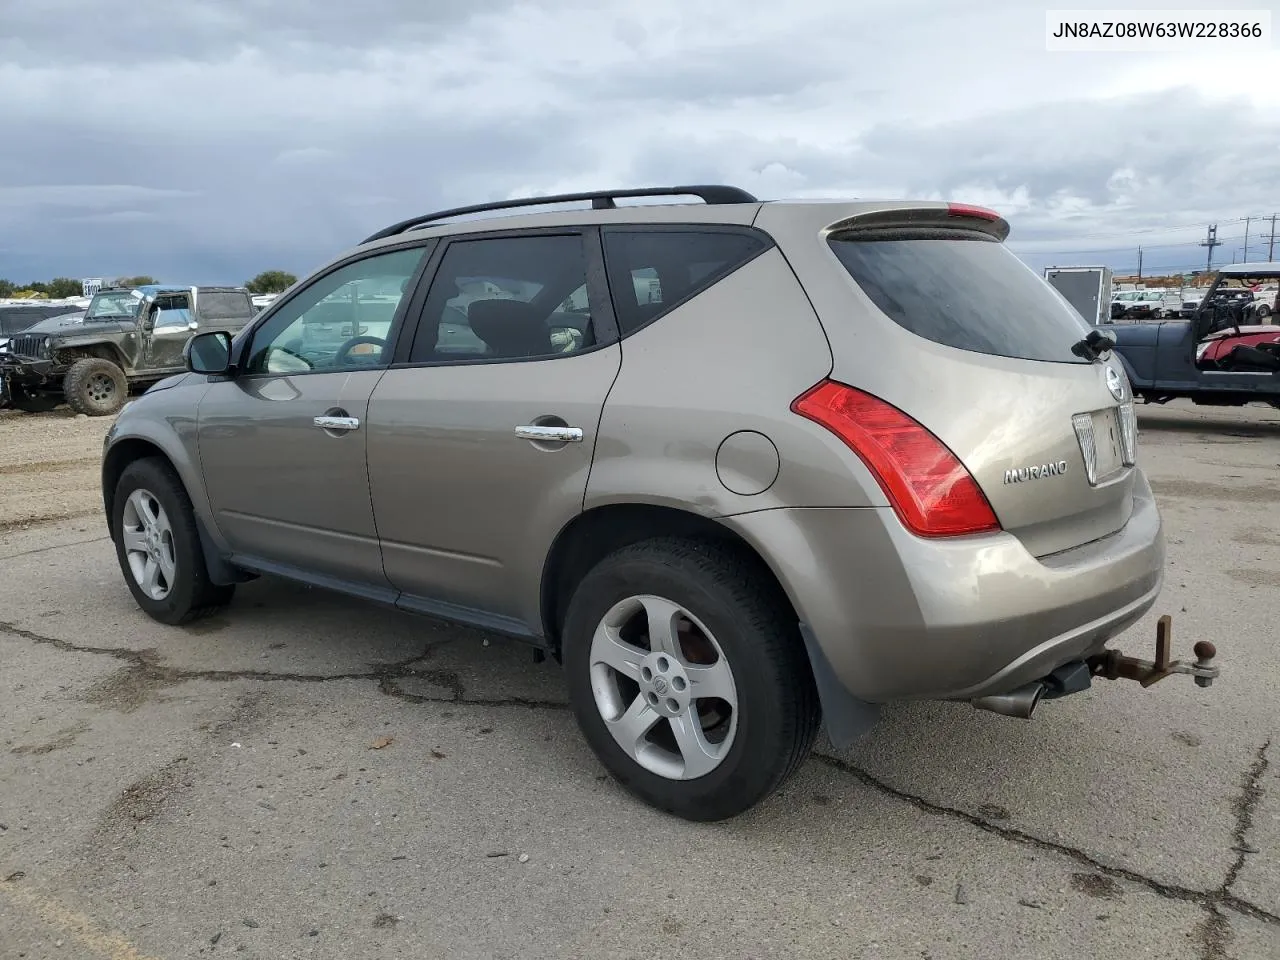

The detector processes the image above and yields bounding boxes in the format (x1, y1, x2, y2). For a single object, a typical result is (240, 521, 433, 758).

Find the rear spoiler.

(824, 203, 1011, 243)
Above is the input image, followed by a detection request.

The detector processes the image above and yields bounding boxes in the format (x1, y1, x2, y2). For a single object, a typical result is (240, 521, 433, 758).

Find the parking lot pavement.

(1, 403, 1278, 959)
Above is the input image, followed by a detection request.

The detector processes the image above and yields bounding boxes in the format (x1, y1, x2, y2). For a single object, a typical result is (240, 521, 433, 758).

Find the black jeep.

(0, 284, 255, 415)
(1109, 263, 1280, 409)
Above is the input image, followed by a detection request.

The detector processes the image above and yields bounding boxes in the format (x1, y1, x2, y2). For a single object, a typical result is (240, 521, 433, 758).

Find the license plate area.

(1073, 404, 1132, 486)
(1092, 408, 1124, 481)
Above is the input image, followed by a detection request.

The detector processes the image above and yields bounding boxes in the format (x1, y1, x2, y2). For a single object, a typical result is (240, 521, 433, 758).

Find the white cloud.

(1, 0, 1277, 280)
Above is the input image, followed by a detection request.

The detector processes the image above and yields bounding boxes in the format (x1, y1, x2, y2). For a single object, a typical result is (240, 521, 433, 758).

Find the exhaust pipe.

(971, 681, 1046, 720)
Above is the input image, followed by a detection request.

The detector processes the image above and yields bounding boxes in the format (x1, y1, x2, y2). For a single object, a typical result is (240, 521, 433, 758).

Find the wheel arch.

(539, 500, 880, 749)
(53, 340, 128, 368)
(539, 502, 795, 655)
(102, 429, 245, 585)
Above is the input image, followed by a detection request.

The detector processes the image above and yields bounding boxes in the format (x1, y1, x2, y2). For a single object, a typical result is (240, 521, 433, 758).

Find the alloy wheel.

(121, 488, 177, 600)
(588, 595, 738, 780)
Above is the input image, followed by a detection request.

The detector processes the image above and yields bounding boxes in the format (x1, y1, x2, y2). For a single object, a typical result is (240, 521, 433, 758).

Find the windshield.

(85, 290, 144, 320)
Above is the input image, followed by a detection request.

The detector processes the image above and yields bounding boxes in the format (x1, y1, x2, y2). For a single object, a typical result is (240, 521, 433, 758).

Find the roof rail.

(360, 185, 759, 244)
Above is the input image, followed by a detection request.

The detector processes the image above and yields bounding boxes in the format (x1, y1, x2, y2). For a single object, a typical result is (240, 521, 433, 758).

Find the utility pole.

(1200, 224, 1222, 272)
(1243, 217, 1252, 262)
(1137, 246, 1143, 280)
(1267, 213, 1278, 261)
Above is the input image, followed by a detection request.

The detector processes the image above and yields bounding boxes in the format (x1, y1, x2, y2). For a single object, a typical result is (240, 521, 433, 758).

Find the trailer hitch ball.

(1193, 641, 1217, 688)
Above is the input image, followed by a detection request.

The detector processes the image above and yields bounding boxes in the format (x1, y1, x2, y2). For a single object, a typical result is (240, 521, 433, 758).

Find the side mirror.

(185, 331, 232, 375)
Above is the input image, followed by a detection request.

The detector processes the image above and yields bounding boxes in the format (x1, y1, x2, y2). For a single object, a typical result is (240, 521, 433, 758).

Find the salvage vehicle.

(1, 284, 254, 414)
(101, 186, 1216, 821)
(0, 302, 85, 339)
(1109, 263, 1280, 407)
(1111, 289, 1167, 320)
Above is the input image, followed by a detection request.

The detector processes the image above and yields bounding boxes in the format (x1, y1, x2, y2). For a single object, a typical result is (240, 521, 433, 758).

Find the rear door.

(366, 229, 621, 632)
(780, 206, 1139, 558)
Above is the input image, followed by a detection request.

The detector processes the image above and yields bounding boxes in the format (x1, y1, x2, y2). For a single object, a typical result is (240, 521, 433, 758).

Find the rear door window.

(603, 229, 770, 335)
(408, 233, 597, 363)
(828, 234, 1092, 364)
(198, 291, 252, 320)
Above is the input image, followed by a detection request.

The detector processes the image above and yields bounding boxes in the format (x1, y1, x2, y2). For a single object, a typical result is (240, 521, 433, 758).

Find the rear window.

(828, 234, 1092, 364)
(198, 291, 252, 320)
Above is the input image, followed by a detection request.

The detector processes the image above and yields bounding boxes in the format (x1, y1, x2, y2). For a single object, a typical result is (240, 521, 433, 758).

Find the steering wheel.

(333, 335, 386, 365)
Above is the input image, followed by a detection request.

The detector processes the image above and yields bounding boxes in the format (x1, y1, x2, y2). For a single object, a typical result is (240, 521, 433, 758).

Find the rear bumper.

(722, 467, 1165, 702)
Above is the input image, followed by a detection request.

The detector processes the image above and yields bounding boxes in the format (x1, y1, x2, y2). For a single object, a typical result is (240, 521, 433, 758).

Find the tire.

(562, 537, 820, 821)
(64, 357, 127, 416)
(112, 457, 235, 624)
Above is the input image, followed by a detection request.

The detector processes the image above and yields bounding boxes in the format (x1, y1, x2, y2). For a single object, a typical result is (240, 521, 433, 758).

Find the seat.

(1223, 344, 1280, 372)
(467, 300, 552, 359)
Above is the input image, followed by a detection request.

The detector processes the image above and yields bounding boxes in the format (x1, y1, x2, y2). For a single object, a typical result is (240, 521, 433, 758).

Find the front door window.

(244, 247, 425, 375)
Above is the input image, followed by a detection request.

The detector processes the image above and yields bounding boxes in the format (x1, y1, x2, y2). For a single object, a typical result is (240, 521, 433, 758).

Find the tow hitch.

(1087, 615, 1219, 689)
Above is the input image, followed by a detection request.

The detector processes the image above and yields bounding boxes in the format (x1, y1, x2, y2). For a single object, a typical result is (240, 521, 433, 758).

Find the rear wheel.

(112, 457, 234, 624)
(64, 357, 127, 416)
(562, 537, 819, 821)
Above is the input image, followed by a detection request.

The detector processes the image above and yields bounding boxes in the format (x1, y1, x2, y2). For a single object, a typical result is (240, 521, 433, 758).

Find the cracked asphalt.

(1, 402, 1279, 959)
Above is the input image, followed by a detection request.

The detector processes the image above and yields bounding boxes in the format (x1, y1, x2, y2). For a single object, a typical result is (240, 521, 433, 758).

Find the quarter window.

(244, 246, 426, 374)
(602, 229, 770, 335)
(409, 234, 596, 363)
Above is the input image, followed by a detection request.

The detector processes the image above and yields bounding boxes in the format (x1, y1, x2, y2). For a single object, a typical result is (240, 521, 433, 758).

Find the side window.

(244, 246, 426, 375)
(603, 229, 769, 336)
(409, 234, 595, 364)
(197, 290, 253, 320)
(152, 294, 193, 329)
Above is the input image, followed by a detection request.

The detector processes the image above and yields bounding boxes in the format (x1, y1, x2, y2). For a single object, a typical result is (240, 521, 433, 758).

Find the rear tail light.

(791, 380, 1000, 538)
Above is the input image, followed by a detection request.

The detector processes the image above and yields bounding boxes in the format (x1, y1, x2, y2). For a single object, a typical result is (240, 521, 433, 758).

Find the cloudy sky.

(2, 0, 1279, 286)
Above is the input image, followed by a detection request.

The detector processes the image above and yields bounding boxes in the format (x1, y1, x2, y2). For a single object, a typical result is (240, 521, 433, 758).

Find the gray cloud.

(2, 0, 1278, 284)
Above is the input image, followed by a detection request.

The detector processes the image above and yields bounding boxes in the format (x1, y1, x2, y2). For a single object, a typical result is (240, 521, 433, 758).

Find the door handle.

(515, 424, 582, 443)
(314, 415, 360, 431)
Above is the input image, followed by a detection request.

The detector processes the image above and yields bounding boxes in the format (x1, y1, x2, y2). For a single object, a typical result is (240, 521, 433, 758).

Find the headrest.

(467, 299, 551, 358)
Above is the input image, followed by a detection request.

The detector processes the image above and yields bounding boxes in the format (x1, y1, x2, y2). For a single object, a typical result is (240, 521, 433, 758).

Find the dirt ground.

(1, 400, 1278, 960)
(0, 407, 112, 533)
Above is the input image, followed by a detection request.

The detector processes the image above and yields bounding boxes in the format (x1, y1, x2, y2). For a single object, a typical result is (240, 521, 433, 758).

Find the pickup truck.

(0, 284, 255, 415)
(1109, 263, 1280, 409)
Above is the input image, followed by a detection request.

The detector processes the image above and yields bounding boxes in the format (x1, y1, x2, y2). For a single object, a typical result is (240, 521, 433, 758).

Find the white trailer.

(1043, 266, 1113, 326)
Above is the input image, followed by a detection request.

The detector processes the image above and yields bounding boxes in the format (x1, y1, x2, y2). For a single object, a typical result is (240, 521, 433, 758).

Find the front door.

(143, 294, 197, 371)
(366, 231, 621, 632)
(197, 245, 430, 591)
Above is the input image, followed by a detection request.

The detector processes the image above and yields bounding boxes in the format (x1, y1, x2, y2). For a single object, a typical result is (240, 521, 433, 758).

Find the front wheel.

(64, 357, 127, 416)
(112, 457, 235, 624)
(562, 537, 820, 821)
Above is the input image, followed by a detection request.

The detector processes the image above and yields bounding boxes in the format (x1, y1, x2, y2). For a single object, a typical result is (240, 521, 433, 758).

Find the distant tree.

(25, 281, 49, 294)
(113, 275, 157, 287)
(46, 277, 84, 298)
(246, 270, 297, 294)
(0, 279, 15, 298)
